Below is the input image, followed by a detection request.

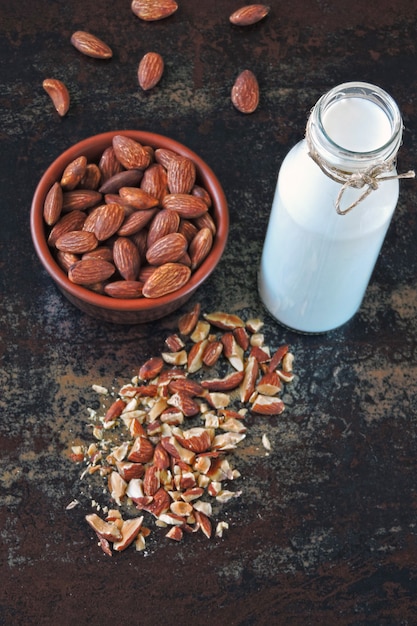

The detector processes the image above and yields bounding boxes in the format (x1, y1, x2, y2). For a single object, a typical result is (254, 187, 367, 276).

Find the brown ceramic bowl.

(31, 130, 229, 324)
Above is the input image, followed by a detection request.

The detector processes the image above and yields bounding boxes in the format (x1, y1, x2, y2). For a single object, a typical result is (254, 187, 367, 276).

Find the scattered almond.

(138, 52, 165, 90)
(42, 78, 70, 116)
(231, 69, 259, 114)
(229, 4, 270, 26)
(70, 30, 113, 59)
(131, 0, 178, 22)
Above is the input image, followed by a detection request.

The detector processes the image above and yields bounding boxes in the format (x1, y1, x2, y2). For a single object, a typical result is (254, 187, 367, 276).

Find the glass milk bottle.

(259, 81, 414, 333)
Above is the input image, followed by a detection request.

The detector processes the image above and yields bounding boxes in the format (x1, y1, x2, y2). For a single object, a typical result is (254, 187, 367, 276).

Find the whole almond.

(68, 258, 116, 285)
(140, 163, 169, 203)
(104, 280, 144, 299)
(47, 211, 86, 247)
(142, 262, 191, 298)
(138, 264, 156, 283)
(79, 164, 102, 190)
(70, 30, 113, 59)
(112, 135, 152, 170)
(119, 186, 159, 210)
(117, 207, 158, 236)
(146, 232, 188, 265)
(99, 147, 124, 182)
(154, 148, 181, 169)
(103, 193, 135, 213)
(178, 219, 199, 242)
(131, 0, 178, 22)
(194, 212, 217, 236)
(62, 190, 102, 212)
(82, 206, 102, 234)
(138, 52, 164, 90)
(231, 69, 259, 114)
(98, 169, 143, 194)
(42, 78, 70, 116)
(113, 237, 141, 281)
(192, 184, 212, 207)
(188, 227, 213, 270)
(43, 181, 63, 226)
(56, 250, 80, 272)
(147, 208, 180, 248)
(93, 203, 126, 241)
(167, 157, 196, 194)
(60, 156, 88, 190)
(82, 246, 114, 263)
(55, 230, 98, 254)
(229, 4, 270, 26)
(131, 229, 149, 262)
(162, 193, 208, 219)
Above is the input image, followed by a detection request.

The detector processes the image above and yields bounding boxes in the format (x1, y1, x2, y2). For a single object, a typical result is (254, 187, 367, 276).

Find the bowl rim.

(31, 130, 229, 312)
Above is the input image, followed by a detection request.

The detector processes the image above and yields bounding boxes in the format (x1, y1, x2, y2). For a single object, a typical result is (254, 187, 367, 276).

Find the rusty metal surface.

(1, 1, 417, 624)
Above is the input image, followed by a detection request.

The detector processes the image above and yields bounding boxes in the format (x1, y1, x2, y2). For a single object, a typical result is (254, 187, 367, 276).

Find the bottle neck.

(304, 82, 415, 214)
(307, 82, 403, 173)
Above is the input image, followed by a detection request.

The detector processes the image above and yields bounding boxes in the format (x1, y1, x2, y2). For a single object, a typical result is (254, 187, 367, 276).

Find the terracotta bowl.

(30, 131, 229, 324)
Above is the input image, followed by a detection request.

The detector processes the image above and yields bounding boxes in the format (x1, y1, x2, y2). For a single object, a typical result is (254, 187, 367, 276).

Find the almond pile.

(69, 304, 295, 555)
(42, 3, 270, 116)
(44, 136, 217, 299)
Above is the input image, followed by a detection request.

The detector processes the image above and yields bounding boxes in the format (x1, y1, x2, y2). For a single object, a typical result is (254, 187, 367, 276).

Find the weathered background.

(1, 1, 417, 624)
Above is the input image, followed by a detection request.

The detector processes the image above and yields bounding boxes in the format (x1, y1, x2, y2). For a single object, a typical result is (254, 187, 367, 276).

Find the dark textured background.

(1, 1, 417, 624)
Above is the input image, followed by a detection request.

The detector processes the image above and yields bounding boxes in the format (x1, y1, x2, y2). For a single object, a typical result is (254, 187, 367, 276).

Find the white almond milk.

(259, 84, 403, 333)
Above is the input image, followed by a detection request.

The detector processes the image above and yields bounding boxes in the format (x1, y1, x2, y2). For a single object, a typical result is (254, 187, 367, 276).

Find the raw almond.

(192, 184, 212, 208)
(147, 208, 180, 248)
(229, 4, 270, 26)
(154, 147, 181, 169)
(142, 262, 191, 298)
(70, 30, 113, 59)
(113, 237, 141, 280)
(194, 212, 216, 236)
(82, 246, 114, 263)
(55, 230, 98, 254)
(47, 211, 86, 247)
(112, 135, 152, 170)
(140, 163, 168, 203)
(104, 280, 144, 299)
(60, 156, 88, 190)
(188, 227, 213, 270)
(167, 157, 196, 194)
(119, 186, 159, 210)
(68, 258, 115, 284)
(99, 147, 124, 182)
(231, 69, 259, 114)
(146, 232, 188, 265)
(93, 203, 126, 241)
(138, 52, 164, 90)
(62, 190, 102, 212)
(117, 207, 158, 237)
(131, 0, 178, 22)
(42, 78, 70, 116)
(56, 250, 79, 272)
(43, 181, 63, 226)
(178, 219, 199, 242)
(79, 164, 102, 190)
(162, 193, 208, 219)
(98, 169, 143, 194)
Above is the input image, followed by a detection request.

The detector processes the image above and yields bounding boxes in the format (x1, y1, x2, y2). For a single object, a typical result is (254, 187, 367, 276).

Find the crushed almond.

(68, 305, 295, 555)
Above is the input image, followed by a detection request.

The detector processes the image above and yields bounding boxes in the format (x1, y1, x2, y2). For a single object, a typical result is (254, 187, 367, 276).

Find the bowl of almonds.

(31, 131, 229, 323)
